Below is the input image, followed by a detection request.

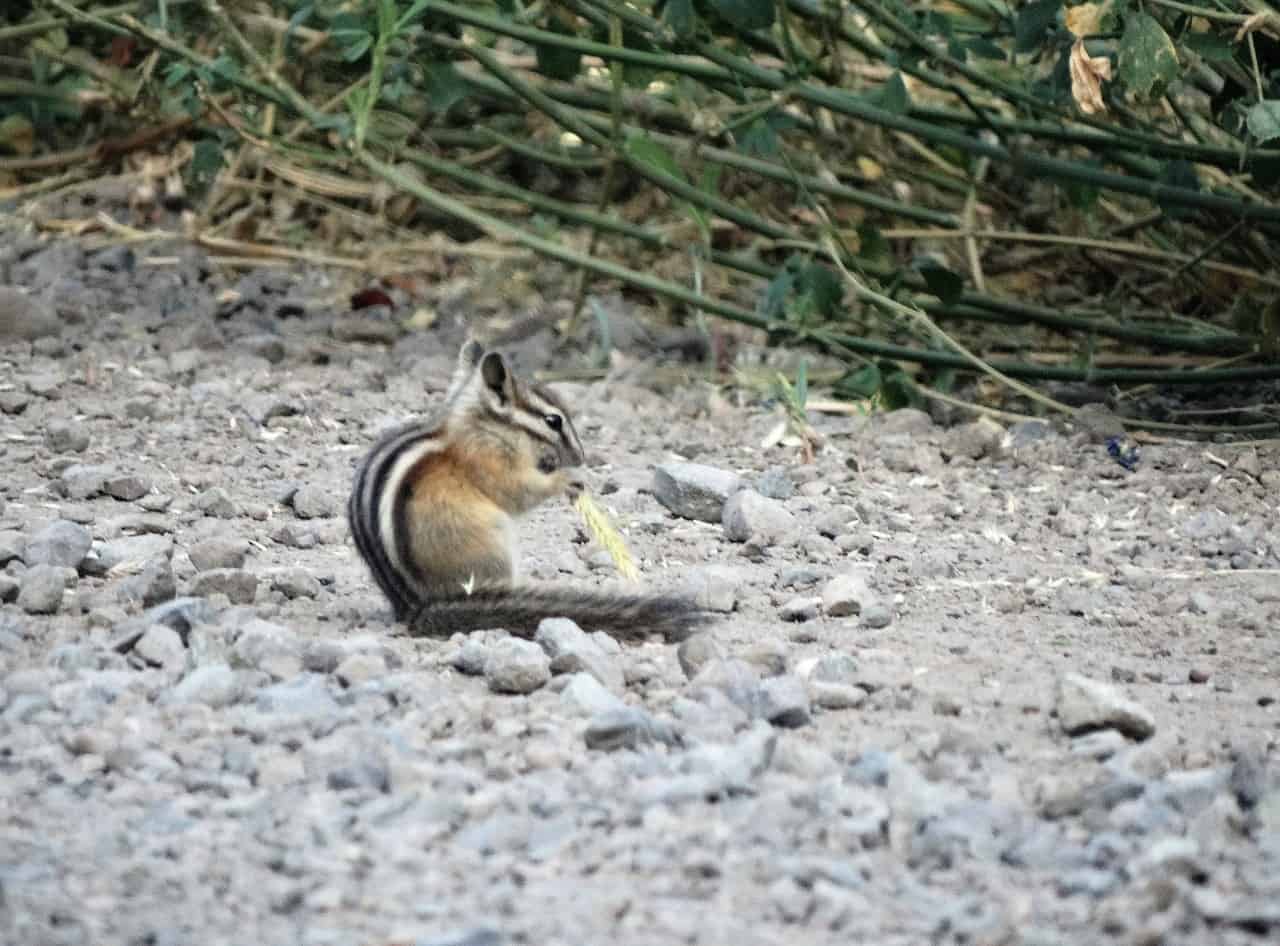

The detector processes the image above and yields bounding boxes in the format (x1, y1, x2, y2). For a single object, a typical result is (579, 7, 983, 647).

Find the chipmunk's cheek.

(536, 450, 558, 475)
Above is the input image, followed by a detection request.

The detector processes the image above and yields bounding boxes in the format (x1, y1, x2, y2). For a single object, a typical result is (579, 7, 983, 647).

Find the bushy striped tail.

(403, 585, 710, 642)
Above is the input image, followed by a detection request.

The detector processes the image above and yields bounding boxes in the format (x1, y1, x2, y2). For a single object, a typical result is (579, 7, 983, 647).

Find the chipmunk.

(348, 338, 708, 643)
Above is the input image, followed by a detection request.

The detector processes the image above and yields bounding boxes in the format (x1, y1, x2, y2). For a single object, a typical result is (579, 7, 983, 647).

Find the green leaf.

(965, 37, 1007, 62)
(799, 262, 843, 317)
(736, 109, 798, 157)
(866, 72, 911, 115)
(879, 363, 922, 410)
(1247, 100, 1280, 144)
(915, 258, 964, 304)
(709, 0, 775, 32)
(331, 11, 374, 62)
(188, 137, 225, 190)
(835, 363, 882, 399)
(1118, 12, 1180, 101)
(285, 5, 314, 47)
(423, 62, 467, 114)
(536, 14, 582, 81)
(163, 62, 191, 88)
(1184, 29, 1233, 63)
(757, 266, 798, 321)
(794, 360, 808, 408)
(1014, 0, 1061, 53)
(856, 224, 890, 265)
(625, 133, 686, 183)
(663, 0, 698, 39)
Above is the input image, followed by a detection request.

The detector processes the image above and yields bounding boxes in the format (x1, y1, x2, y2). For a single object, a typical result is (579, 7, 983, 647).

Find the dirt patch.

(1, 236, 1278, 945)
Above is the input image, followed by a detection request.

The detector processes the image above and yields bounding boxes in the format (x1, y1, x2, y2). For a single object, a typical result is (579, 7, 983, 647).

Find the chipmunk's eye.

(544, 414, 563, 432)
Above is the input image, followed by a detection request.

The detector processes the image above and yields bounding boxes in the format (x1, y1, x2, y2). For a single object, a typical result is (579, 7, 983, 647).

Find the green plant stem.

(0, 78, 85, 102)
(358, 148, 1280, 384)
(424, 0, 739, 85)
(434, 34, 795, 241)
(583, 0, 1280, 218)
(200, 1, 331, 129)
(0, 2, 139, 41)
(457, 69, 959, 228)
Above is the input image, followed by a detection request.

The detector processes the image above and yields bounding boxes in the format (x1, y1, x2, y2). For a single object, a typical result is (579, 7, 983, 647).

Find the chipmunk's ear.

(446, 337, 486, 403)
(480, 350, 515, 406)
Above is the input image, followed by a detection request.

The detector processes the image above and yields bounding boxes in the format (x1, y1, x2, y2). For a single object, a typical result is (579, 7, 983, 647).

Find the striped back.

(348, 418, 441, 617)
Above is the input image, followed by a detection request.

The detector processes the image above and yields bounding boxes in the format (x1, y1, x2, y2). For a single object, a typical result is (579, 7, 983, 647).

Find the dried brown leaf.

(1069, 39, 1112, 115)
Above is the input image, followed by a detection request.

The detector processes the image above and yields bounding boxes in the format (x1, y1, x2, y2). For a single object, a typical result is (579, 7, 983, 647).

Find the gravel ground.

(1, 234, 1278, 946)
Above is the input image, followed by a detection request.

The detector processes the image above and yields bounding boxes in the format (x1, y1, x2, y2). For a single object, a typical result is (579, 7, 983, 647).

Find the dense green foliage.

(4, 2, 1280, 424)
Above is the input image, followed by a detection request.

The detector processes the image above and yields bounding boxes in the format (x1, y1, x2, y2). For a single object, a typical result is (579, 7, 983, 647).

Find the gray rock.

(292, 484, 337, 519)
(266, 567, 321, 600)
(779, 596, 821, 622)
(0, 286, 60, 340)
(879, 408, 934, 436)
(1056, 672, 1156, 740)
(139, 596, 218, 635)
(809, 681, 868, 710)
(168, 663, 240, 707)
(1070, 730, 1129, 760)
(256, 674, 339, 715)
(302, 635, 395, 674)
(24, 519, 92, 570)
(60, 464, 112, 500)
(759, 675, 811, 728)
(804, 653, 860, 686)
(0, 530, 24, 566)
(742, 640, 788, 675)
(861, 601, 893, 628)
(941, 417, 1005, 461)
(133, 624, 186, 670)
(114, 557, 175, 608)
(188, 536, 250, 571)
(560, 672, 627, 715)
(679, 564, 742, 613)
(450, 640, 490, 676)
(325, 752, 391, 793)
(189, 568, 259, 604)
(534, 618, 622, 690)
(0, 574, 17, 603)
(415, 930, 504, 946)
(584, 707, 680, 751)
(484, 638, 551, 694)
(676, 632, 724, 680)
(690, 658, 763, 717)
(722, 490, 795, 544)
(1129, 837, 1202, 880)
(652, 462, 742, 522)
(334, 653, 386, 686)
(821, 571, 879, 618)
(17, 564, 67, 614)
(104, 472, 151, 501)
(754, 467, 796, 500)
(1181, 508, 1233, 541)
(231, 619, 302, 679)
(193, 487, 238, 519)
(1010, 419, 1052, 448)
(45, 420, 90, 453)
(83, 534, 173, 576)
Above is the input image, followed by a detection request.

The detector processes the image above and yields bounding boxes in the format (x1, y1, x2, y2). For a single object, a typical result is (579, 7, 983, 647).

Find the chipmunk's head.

(448, 339, 586, 501)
